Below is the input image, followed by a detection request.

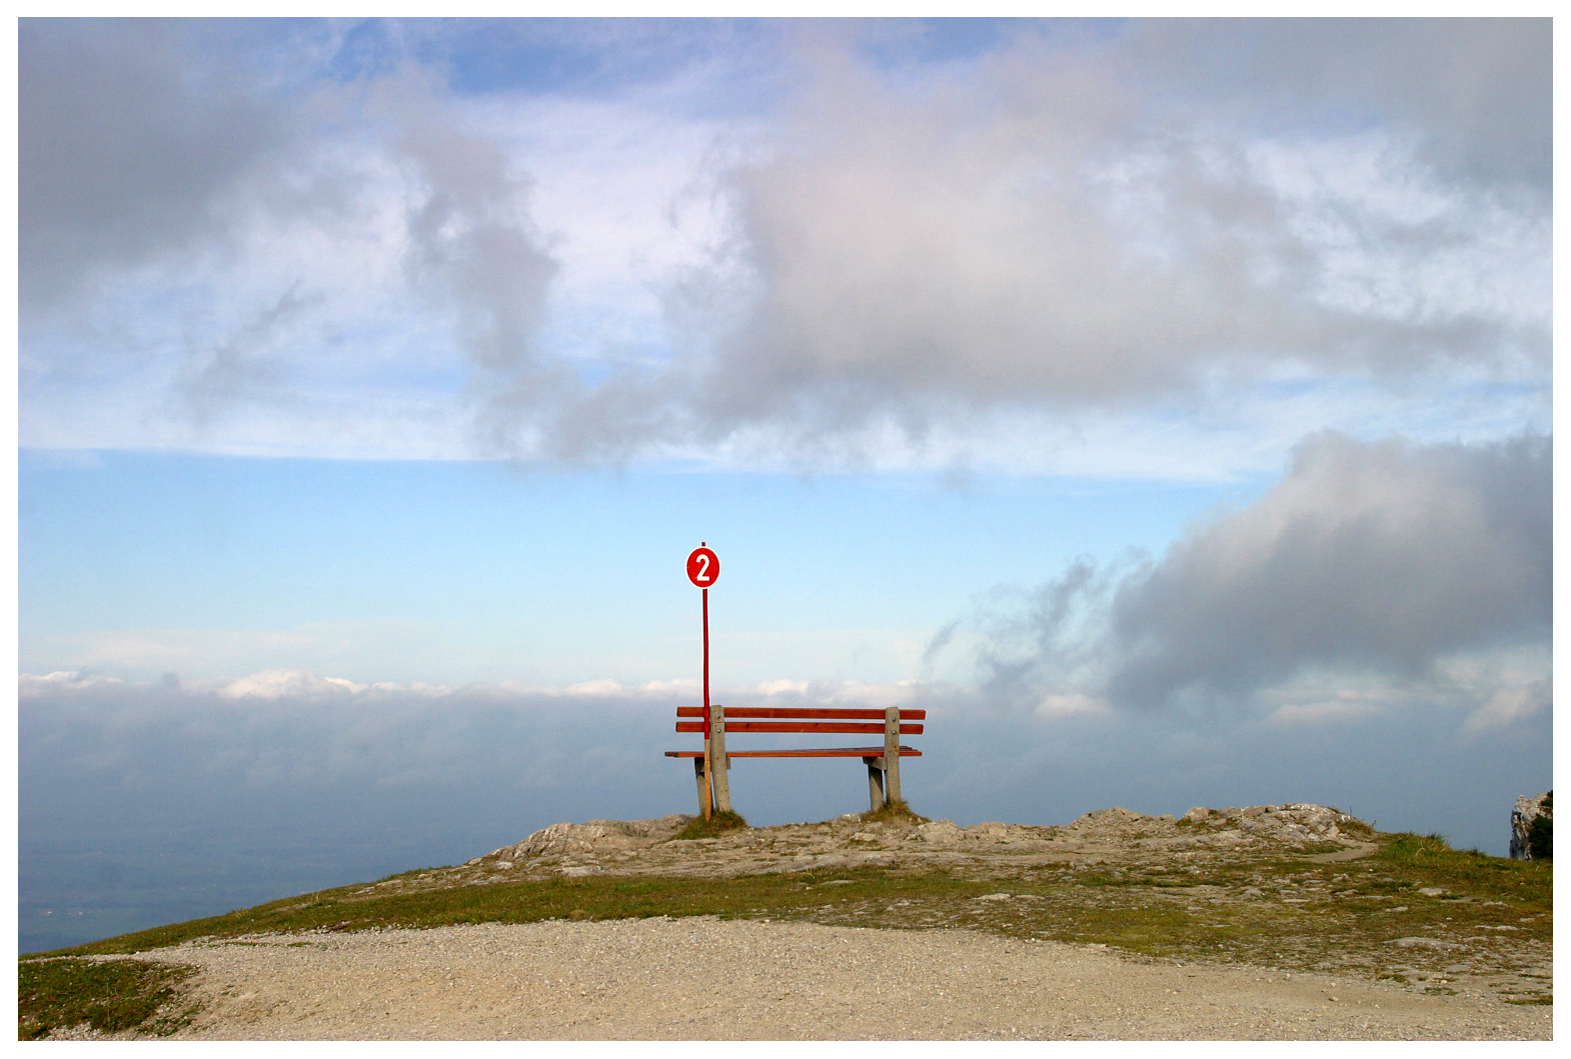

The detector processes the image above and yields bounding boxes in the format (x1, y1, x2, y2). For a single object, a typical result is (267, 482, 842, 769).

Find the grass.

(20, 826, 1553, 1035)
(33, 869, 992, 957)
(672, 810, 749, 839)
(18, 958, 198, 1040)
(859, 799, 930, 825)
(1376, 831, 1554, 907)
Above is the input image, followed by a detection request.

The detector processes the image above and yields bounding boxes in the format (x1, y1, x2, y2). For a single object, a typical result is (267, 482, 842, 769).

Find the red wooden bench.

(666, 704, 925, 816)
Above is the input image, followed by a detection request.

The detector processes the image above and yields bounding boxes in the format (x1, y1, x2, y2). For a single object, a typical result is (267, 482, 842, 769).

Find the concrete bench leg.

(693, 756, 711, 818)
(884, 706, 902, 806)
(710, 704, 733, 814)
(865, 757, 886, 813)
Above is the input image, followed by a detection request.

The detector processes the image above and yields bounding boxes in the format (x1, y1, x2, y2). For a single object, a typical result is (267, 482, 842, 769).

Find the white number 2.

(694, 553, 711, 582)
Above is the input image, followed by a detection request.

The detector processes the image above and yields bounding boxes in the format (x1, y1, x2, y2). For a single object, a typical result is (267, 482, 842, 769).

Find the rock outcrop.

(1510, 792, 1551, 860)
(455, 803, 1367, 879)
(338, 802, 1384, 900)
(471, 815, 693, 866)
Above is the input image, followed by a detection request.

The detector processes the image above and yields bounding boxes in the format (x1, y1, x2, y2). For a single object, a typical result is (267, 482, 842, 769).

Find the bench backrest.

(675, 706, 924, 735)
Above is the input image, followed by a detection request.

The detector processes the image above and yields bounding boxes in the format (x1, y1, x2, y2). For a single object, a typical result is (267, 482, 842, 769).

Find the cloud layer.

(20, 658, 1548, 955)
(20, 657, 1551, 945)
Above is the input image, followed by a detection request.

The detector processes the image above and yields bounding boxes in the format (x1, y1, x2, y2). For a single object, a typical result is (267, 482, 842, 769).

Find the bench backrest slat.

(676, 721, 924, 735)
(675, 706, 925, 721)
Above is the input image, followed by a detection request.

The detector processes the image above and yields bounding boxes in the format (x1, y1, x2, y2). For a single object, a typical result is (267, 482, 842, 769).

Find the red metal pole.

(701, 585, 713, 818)
(702, 586, 711, 736)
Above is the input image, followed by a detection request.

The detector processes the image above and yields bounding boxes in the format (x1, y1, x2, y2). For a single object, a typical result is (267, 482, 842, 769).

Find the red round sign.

(686, 546, 720, 588)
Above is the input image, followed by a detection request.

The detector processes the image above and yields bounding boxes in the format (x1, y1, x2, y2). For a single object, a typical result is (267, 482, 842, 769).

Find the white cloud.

(565, 678, 626, 696)
(1035, 693, 1108, 720)
(17, 668, 934, 712)
(756, 679, 810, 695)
(651, 27, 1547, 472)
(1264, 700, 1382, 727)
(637, 679, 700, 696)
(17, 20, 1549, 474)
(1260, 681, 1407, 728)
(1462, 682, 1551, 734)
(217, 670, 369, 700)
(18, 671, 126, 692)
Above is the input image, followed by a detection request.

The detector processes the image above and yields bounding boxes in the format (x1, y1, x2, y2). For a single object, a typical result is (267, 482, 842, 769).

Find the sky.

(14, 17, 1554, 953)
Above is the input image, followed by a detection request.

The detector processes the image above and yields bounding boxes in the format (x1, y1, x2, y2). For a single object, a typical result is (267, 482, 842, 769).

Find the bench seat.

(664, 746, 921, 758)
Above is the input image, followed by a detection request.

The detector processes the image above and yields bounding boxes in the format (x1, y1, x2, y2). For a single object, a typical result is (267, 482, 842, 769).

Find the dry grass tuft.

(672, 811, 749, 839)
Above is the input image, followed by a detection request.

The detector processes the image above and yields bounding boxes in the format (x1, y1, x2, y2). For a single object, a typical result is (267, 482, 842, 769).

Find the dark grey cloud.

(19, 19, 291, 312)
(382, 69, 564, 446)
(171, 282, 321, 430)
(21, 18, 561, 440)
(1125, 18, 1552, 188)
(1107, 431, 1550, 706)
(957, 432, 1550, 711)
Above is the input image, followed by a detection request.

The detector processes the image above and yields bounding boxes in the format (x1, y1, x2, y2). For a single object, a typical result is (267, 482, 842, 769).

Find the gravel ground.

(125, 918, 1550, 1041)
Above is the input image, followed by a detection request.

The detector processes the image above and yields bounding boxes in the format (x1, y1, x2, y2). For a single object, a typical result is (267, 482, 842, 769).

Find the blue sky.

(15, 17, 1552, 952)
(20, 450, 1261, 687)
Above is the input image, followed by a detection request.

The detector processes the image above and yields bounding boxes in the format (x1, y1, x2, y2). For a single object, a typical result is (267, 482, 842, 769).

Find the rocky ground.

(34, 804, 1553, 1040)
(444, 802, 1379, 882)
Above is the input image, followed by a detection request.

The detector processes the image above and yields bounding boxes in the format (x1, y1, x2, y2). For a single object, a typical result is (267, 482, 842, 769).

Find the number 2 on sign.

(686, 546, 720, 588)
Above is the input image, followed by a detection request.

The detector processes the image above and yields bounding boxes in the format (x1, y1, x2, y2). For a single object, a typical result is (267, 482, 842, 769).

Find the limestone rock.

(1390, 937, 1457, 949)
(1509, 791, 1551, 860)
(1056, 803, 1361, 852)
(916, 820, 962, 844)
(485, 815, 693, 862)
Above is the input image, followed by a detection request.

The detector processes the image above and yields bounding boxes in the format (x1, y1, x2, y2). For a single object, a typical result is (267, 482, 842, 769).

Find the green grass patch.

(19, 957, 198, 1040)
(1025, 903, 1250, 955)
(1327, 813, 1380, 841)
(1374, 832, 1552, 910)
(672, 811, 749, 839)
(37, 867, 998, 958)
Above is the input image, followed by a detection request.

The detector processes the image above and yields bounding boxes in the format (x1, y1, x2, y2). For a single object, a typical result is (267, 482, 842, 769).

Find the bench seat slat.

(675, 721, 923, 735)
(665, 747, 921, 758)
(675, 706, 925, 721)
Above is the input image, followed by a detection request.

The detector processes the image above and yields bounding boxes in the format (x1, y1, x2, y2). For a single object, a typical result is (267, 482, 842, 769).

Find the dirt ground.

(107, 917, 1547, 1041)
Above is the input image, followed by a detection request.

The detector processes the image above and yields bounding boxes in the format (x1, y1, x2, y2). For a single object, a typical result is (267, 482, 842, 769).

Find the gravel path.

(133, 918, 1550, 1040)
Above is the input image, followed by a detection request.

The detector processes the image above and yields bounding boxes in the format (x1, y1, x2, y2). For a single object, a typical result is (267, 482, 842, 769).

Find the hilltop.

(20, 804, 1552, 1040)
